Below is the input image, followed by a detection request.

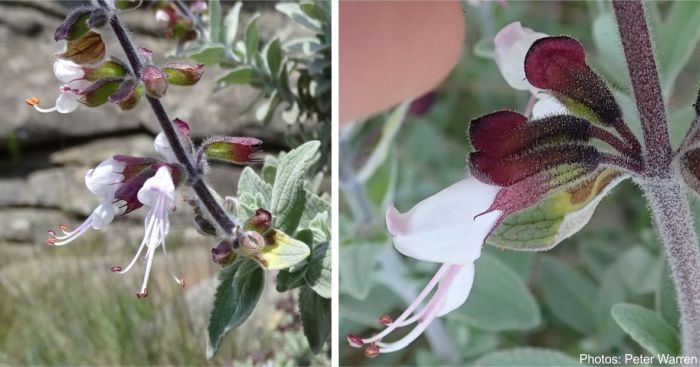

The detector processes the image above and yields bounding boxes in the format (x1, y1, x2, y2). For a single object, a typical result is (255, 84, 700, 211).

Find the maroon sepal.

(109, 79, 142, 111)
(142, 65, 168, 98)
(110, 158, 182, 215)
(172, 118, 194, 154)
(524, 36, 622, 125)
(245, 208, 273, 233)
(470, 111, 592, 157)
(470, 144, 600, 187)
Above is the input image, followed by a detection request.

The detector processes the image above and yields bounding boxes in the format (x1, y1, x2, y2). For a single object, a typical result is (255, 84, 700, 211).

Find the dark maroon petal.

(113, 155, 158, 181)
(524, 36, 622, 125)
(108, 79, 137, 104)
(245, 208, 272, 233)
(172, 118, 191, 136)
(114, 168, 156, 214)
(470, 144, 600, 186)
(470, 111, 592, 157)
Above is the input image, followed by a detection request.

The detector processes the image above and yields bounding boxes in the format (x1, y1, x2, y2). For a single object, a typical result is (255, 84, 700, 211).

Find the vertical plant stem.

(613, 0, 671, 177)
(615, 0, 700, 356)
(101, 1, 237, 236)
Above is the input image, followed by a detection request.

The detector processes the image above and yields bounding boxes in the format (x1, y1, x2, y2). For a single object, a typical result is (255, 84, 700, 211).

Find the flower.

(48, 134, 186, 297)
(112, 166, 184, 298)
(47, 158, 125, 245)
(494, 22, 568, 118)
(348, 177, 502, 356)
(27, 60, 92, 114)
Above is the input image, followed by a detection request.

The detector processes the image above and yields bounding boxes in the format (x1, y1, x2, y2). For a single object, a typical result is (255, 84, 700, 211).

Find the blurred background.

(0, 1, 328, 365)
(340, 1, 700, 365)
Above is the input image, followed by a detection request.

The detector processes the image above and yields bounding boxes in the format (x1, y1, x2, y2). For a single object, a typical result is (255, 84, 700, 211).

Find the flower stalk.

(614, 0, 700, 356)
(98, 0, 238, 237)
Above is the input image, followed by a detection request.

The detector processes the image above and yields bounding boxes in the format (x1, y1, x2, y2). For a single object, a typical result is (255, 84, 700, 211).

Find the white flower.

(532, 94, 568, 118)
(154, 132, 178, 163)
(494, 22, 548, 93)
(349, 177, 502, 356)
(112, 166, 183, 298)
(48, 159, 125, 245)
(31, 60, 91, 114)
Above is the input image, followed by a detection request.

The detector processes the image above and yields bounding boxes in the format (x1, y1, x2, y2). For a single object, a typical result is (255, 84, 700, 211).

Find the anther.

(347, 334, 364, 348)
(59, 224, 68, 231)
(378, 314, 393, 326)
(111, 266, 122, 272)
(25, 97, 39, 106)
(136, 289, 149, 298)
(365, 343, 380, 358)
(47, 238, 56, 245)
(48, 229, 56, 236)
(178, 279, 186, 287)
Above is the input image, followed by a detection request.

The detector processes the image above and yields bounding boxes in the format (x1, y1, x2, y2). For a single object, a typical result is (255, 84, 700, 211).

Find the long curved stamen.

(161, 230, 184, 287)
(361, 263, 451, 344)
(138, 194, 170, 297)
(375, 265, 459, 354)
(48, 216, 94, 246)
(114, 206, 158, 275)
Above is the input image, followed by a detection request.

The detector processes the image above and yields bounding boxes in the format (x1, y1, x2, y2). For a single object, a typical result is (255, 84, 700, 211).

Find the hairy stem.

(642, 179, 700, 357)
(615, 0, 700, 356)
(614, 0, 672, 178)
(101, 1, 237, 236)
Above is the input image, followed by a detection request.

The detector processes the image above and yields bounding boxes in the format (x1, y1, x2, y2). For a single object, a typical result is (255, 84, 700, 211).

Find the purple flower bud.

(54, 6, 92, 41)
(211, 240, 237, 266)
(240, 231, 266, 253)
(142, 65, 168, 98)
(162, 63, 204, 86)
(245, 208, 272, 233)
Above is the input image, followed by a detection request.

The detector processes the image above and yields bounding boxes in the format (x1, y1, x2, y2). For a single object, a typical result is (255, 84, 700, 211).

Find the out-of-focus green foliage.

(339, 1, 700, 365)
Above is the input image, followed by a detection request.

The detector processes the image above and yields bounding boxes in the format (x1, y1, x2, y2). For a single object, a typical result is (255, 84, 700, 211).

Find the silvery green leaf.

(223, 1, 243, 46)
(276, 2, 321, 32)
(612, 303, 680, 355)
(539, 256, 596, 334)
(208, 0, 222, 43)
(206, 258, 264, 359)
(270, 141, 320, 234)
(300, 286, 330, 353)
(476, 348, 581, 366)
(339, 244, 378, 300)
(304, 242, 330, 298)
(216, 66, 256, 86)
(244, 15, 260, 63)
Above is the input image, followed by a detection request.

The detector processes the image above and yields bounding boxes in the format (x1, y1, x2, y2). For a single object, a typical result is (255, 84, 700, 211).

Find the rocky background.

(0, 1, 319, 365)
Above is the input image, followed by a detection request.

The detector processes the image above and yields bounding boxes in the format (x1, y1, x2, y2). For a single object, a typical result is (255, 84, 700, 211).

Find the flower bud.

(202, 136, 263, 165)
(240, 231, 266, 253)
(211, 240, 237, 266)
(162, 63, 204, 86)
(109, 79, 143, 111)
(245, 208, 272, 233)
(84, 58, 129, 80)
(142, 65, 168, 98)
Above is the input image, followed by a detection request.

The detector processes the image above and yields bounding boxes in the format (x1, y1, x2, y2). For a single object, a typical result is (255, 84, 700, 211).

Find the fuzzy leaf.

(304, 242, 331, 298)
(539, 257, 597, 334)
(270, 141, 320, 234)
(58, 31, 105, 65)
(206, 258, 264, 359)
(217, 66, 256, 85)
(266, 38, 284, 78)
(451, 254, 540, 331)
(276, 267, 307, 292)
(300, 286, 330, 354)
(612, 303, 680, 355)
(488, 169, 626, 250)
(244, 15, 260, 63)
(339, 244, 378, 300)
(208, 0, 222, 43)
(224, 2, 243, 46)
(185, 44, 226, 66)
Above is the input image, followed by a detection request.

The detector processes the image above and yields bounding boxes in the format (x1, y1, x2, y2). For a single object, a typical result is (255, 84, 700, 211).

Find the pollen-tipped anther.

(365, 343, 380, 358)
(111, 266, 122, 272)
(25, 97, 39, 106)
(378, 314, 393, 326)
(347, 334, 364, 348)
(136, 289, 149, 299)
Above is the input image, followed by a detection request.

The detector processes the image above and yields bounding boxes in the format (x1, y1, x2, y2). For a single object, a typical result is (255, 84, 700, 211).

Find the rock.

(50, 134, 156, 165)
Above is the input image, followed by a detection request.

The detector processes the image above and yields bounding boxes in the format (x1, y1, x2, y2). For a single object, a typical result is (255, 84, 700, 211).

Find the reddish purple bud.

(162, 63, 205, 86)
(409, 92, 435, 116)
(240, 231, 266, 253)
(211, 240, 237, 266)
(470, 144, 600, 187)
(173, 118, 191, 136)
(347, 334, 364, 348)
(203, 136, 263, 165)
(245, 208, 272, 233)
(524, 36, 622, 125)
(470, 111, 592, 157)
(142, 65, 168, 98)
